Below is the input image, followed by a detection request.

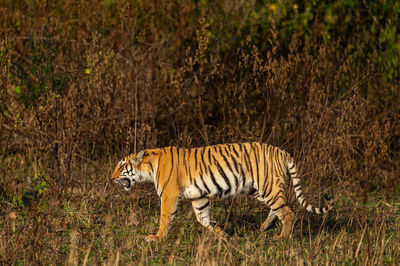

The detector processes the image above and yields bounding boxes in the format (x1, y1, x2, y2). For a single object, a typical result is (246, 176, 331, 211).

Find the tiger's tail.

(286, 156, 333, 214)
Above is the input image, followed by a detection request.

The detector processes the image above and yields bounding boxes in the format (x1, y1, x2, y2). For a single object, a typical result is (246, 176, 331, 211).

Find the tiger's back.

(112, 142, 333, 241)
(177, 143, 288, 199)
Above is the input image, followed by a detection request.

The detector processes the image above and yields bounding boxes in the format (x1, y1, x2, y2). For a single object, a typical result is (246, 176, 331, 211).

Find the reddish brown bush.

(0, 0, 398, 199)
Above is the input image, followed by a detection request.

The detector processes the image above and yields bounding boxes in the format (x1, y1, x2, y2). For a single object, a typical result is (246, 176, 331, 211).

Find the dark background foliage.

(1, 0, 398, 196)
(0, 0, 399, 264)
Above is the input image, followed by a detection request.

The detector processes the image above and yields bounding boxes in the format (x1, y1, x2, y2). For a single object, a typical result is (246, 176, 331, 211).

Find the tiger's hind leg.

(260, 209, 277, 231)
(191, 198, 225, 237)
(259, 174, 294, 239)
(270, 204, 294, 240)
(250, 190, 278, 231)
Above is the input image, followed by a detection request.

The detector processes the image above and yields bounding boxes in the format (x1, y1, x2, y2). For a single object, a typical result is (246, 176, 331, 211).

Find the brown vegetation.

(0, 0, 399, 264)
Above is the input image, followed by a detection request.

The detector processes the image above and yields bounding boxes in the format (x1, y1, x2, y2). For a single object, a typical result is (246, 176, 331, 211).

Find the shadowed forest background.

(1, 0, 399, 264)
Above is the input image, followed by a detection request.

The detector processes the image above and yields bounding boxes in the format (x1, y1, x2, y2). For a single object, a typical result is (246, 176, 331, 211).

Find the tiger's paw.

(260, 220, 274, 232)
(213, 228, 228, 238)
(260, 218, 275, 232)
(208, 224, 228, 238)
(145, 234, 161, 242)
(273, 233, 291, 240)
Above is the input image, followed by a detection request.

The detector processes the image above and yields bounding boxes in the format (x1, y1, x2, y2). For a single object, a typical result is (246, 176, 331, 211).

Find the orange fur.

(112, 143, 333, 241)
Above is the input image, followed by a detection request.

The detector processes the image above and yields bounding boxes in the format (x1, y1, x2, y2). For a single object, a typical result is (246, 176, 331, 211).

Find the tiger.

(112, 142, 333, 241)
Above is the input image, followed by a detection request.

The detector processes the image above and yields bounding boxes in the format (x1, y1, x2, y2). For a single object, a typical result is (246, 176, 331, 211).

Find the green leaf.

(14, 85, 21, 94)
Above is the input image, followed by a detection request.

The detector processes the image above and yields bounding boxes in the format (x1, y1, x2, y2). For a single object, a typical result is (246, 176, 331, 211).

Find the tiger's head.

(112, 150, 153, 191)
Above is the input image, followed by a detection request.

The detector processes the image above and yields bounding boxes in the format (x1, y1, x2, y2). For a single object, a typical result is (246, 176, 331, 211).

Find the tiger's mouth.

(114, 178, 132, 190)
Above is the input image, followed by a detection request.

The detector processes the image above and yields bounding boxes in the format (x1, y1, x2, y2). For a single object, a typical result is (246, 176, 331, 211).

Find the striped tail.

(286, 157, 333, 214)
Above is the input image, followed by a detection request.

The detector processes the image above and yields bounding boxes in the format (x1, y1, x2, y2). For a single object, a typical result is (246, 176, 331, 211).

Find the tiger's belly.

(181, 185, 206, 199)
(181, 181, 251, 200)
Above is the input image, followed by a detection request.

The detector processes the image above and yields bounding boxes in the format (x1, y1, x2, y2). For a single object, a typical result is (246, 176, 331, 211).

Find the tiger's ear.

(130, 150, 145, 166)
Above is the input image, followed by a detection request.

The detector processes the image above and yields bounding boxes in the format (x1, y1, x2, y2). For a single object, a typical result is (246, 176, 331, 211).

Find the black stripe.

(171, 208, 178, 216)
(262, 175, 273, 198)
(231, 154, 240, 175)
(195, 200, 210, 211)
(293, 183, 301, 189)
(199, 174, 211, 193)
(220, 146, 233, 173)
(184, 149, 189, 176)
(243, 144, 253, 186)
(207, 147, 212, 165)
(268, 146, 274, 187)
(155, 169, 160, 192)
(238, 162, 246, 189)
(189, 148, 193, 161)
(188, 148, 193, 177)
(228, 144, 233, 154)
(272, 204, 285, 212)
(199, 148, 205, 175)
(238, 143, 243, 156)
(209, 166, 223, 192)
(252, 143, 260, 190)
(243, 144, 251, 171)
(159, 147, 175, 197)
(266, 194, 281, 207)
(249, 187, 257, 195)
(213, 145, 218, 155)
(232, 144, 240, 158)
(199, 159, 204, 176)
(194, 148, 198, 170)
(262, 178, 270, 196)
(300, 198, 306, 206)
(213, 155, 231, 195)
(188, 159, 193, 185)
(193, 179, 204, 194)
(296, 192, 303, 199)
(277, 152, 286, 175)
(269, 192, 285, 206)
(221, 147, 238, 189)
(238, 144, 246, 188)
(200, 147, 205, 166)
(273, 149, 281, 174)
(171, 147, 174, 168)
(262, 144, 268, 192)
(269, 188, 283, 203)
(155, 153, 162, 192)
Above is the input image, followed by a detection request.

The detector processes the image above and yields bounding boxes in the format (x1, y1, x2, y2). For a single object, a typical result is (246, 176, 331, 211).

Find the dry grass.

(1, 153, 399, 265)
(1, 0, 399, 264)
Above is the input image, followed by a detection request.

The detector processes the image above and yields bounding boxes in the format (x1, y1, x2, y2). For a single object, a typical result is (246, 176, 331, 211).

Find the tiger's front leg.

(146, 195, 179, 241)
(191, 198, 226, 237)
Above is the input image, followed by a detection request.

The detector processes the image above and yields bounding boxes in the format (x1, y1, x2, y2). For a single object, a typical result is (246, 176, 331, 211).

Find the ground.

(1, 153, 399, 265)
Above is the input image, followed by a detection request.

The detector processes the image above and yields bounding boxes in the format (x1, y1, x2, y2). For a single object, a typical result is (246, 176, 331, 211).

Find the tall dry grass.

(0, 0, 399, 264)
